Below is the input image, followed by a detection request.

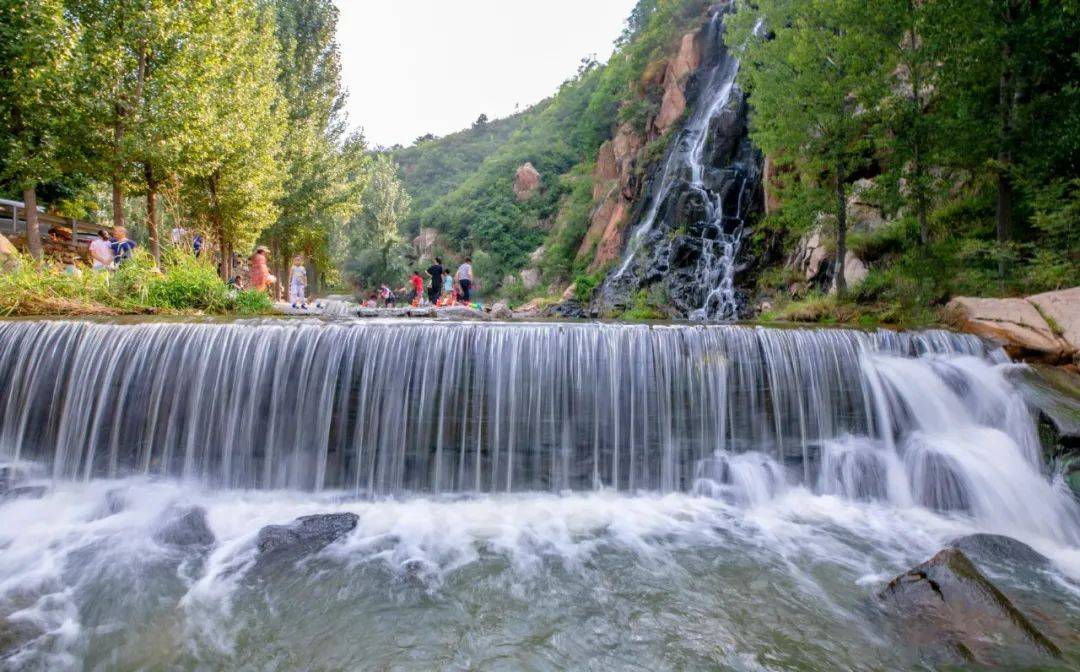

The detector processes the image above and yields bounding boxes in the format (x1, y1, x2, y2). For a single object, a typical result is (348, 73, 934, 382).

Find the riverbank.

(0, 248, 274, 319)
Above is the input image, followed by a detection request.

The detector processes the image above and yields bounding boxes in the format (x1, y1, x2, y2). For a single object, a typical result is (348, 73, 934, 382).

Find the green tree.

(183, 0, 285, 280)
(731, 0, 884, 296)
(0, 0, 76, 259)
(263, 0, 361, 291)
(341, 154, 410, 288)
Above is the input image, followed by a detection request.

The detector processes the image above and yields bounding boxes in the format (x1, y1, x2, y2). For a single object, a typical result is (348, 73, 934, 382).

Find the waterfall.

(1, 317, 1073, 542)
(604, 10, 761, 320)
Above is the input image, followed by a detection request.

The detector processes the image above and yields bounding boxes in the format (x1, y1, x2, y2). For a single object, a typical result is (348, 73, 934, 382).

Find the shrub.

(232, 289, 274, 315)
(146, 252, 229, 311)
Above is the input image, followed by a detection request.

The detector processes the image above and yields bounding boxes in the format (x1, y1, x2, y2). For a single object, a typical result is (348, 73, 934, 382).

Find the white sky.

(334, 0, 639, 148)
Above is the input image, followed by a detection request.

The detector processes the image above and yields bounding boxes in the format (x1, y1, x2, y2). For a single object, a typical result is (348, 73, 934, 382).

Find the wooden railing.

(0, 199, 98, 252)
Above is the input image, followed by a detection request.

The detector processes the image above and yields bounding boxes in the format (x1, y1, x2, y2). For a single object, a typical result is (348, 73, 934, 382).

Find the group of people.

(355, 257, 474, 309)
(410, 257, 473, 307)
(87, 227, 137, 270)
(240, 247, 311, 311)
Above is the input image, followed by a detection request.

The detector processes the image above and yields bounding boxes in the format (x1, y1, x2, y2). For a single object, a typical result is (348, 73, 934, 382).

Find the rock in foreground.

(255, 512, 358, 561)
(879, 548, 1061, 665)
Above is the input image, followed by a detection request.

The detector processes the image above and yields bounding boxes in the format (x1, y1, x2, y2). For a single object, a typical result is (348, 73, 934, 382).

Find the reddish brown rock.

(513, 163, 542, 201)
(652, 31, 702, 136)
(412, 228, 440, 258)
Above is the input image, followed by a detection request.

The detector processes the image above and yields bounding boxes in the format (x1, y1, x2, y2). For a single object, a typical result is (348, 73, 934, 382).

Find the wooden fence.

(0, 199, 98, 255)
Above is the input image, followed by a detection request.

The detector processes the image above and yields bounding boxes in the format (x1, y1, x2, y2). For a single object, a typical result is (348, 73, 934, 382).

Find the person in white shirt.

(289, 255, 308, 310)
(88, 230, 114, 270)
(455, 257, 473, 302)
(170, 226, 187, 245)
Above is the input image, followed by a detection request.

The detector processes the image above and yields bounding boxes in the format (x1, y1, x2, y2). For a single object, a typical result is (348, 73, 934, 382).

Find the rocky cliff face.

(591, 7, 765, 319)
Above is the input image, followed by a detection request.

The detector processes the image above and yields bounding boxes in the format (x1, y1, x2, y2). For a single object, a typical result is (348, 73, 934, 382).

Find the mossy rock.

(879, 548, 1062, 666)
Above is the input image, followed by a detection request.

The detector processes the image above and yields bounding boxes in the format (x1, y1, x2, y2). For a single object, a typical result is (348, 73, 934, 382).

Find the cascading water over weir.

(1, 317, 1079, 670)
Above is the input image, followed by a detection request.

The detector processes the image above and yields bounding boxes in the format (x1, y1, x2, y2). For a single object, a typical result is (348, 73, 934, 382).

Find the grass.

(0, 250, 275, 318)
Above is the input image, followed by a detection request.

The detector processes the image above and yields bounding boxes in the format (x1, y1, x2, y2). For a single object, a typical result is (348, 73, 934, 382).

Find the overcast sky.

(334, 0, 639, 148)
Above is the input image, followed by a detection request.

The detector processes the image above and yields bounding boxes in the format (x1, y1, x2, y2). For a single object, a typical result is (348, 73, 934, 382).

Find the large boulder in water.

(879, 548, 1061, 665)
(1006, 364, 1080, 496)
(153, 506, 215, 548)
(255, 512, 358, 561)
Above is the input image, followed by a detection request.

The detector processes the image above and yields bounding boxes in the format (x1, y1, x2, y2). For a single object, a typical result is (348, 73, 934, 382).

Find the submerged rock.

(255, 512, 358, 561)
(879, 548, 1061, 665)
(0, 485, 46, 502)
(947, 534, 1051, 569)
(153, 506, 215, 548)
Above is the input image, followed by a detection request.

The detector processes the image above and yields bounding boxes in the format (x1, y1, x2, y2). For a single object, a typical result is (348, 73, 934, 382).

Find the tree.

(127, 1, 218, 263)
(473, 113, 489, 128)
(341, 154, 410, 288)
(183, 0, 285, 280)
(0, 0, 75, 259)
(263, 0, 362, 291)
(731, 0, 884, 296)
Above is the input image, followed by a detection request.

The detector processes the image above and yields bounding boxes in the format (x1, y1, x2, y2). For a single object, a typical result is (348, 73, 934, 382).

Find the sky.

(334, 0, 640, 148)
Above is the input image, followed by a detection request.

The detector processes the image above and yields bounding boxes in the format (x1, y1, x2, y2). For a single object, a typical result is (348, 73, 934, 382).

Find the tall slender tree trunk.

(208, 173, 231, 281)
(113, 114, 126, 230)
(145, 165, 161, 264)
(834, 172, 848, 299)
(112, 177, 125, 230)
(23, 187, 43, 260)
(996, 2, 1019, 283)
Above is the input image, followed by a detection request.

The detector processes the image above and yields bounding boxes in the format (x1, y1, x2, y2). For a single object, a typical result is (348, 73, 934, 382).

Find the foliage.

(734, 0, 1079, 323)
(339, 154, 411, 289)
(621, 289, 666, 320)
(263, 0, 364, 286)
(0, 250, 270, 317)
(146, 250, 230, 311)
(232, 288, 274, 315)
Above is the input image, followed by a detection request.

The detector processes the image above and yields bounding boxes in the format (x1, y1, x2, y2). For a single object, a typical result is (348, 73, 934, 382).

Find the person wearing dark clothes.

(427, 257, 444, 304)
(456, 257, 473, 302)
(110, 227, 137, 265)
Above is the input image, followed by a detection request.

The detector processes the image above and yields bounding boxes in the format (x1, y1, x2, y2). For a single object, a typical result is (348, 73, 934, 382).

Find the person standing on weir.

(427, 257, 444, 304)
(456, 257, 473, 303)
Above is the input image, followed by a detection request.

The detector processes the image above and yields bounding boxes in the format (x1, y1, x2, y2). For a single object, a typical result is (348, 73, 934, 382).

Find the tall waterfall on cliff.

(604, 10, 762, 320)
(1, 318, 1076, 544)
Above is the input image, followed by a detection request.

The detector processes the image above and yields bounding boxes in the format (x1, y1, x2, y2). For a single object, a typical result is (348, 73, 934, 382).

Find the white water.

(1, 318, 1079, 669)
(1, 479, 1078, 670)
(612, 11, 755, 321)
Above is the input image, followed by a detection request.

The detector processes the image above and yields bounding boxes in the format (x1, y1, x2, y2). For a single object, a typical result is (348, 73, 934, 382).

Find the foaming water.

(1, 481, 1078, 671)
(1, 318, 1078, 669)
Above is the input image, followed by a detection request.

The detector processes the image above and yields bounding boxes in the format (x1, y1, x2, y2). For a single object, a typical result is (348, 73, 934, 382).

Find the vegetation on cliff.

(391, 0, 713, 295)
(731, 0, 1078, 325)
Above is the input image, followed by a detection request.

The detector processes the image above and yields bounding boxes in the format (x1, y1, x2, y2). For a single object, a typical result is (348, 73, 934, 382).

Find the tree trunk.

(145, 166, 161, 264)
(23, 187, 43, 260)
(112, 112, 125, 230)
(112, 176, 125, 231)
(995, 2, 1019, 283)
(834, 173, 848, 298)
(208, 174, 230, 281)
